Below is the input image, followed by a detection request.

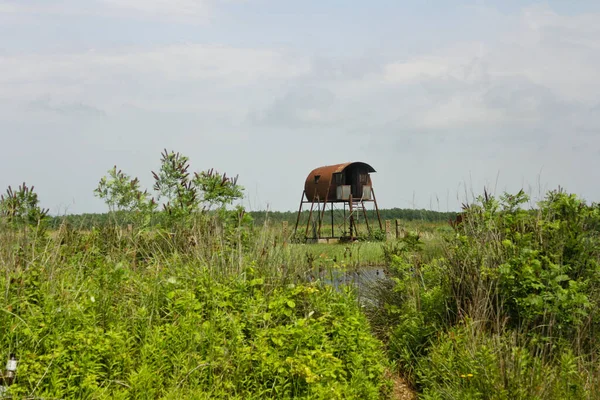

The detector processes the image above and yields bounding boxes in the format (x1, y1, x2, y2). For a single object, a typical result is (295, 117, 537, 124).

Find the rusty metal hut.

(294, 161, 382, 241)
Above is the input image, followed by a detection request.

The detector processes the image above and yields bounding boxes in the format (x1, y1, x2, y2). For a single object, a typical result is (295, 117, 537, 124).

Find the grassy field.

(274, 218, 450, 269)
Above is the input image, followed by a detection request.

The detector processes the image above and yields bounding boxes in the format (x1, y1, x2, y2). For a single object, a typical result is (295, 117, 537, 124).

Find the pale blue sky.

(1, 0, 599, 214)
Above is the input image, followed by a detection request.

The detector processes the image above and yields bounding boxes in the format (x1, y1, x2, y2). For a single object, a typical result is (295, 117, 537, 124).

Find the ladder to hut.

(339, 195, 371, 239)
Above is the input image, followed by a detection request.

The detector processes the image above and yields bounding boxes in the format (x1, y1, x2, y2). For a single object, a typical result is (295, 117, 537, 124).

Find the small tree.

(194, 168, 243, 211)
(151, 149, 244, 225)
(0, 183, 49, 227)
(94, 166, 156, 227)
(152, 149, 198, 223)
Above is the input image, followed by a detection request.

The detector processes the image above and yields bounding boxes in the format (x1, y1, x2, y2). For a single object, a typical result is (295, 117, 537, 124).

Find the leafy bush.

(369, 188, 600, 398)
(0, 223, 390, 399)
(94, 165, 156, 227)
(447, 189, 600, 342)
(94, 149, 245, 233)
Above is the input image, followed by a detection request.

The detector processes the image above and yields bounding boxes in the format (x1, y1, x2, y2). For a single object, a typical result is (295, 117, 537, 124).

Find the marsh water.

(309, 266, 388, 304)
(322, 266, 387, 288)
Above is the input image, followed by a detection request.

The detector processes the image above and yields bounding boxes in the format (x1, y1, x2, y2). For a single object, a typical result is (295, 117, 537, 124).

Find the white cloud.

(0, 0, 240, 22)
(0, 44, 310, 113)
(415, 95, 507, 130)
(0, 1, 105, 17)
(359, 6, 600, 131)
(381, 43, 486, 86)
(99, 0, 212, 20)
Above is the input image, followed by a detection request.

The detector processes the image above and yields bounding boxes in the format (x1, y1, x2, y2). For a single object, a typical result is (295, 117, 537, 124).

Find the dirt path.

(385, 370, 417, 400)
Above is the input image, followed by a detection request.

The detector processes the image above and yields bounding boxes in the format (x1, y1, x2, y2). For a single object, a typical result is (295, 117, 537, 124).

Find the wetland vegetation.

(2, 150, 600, 399)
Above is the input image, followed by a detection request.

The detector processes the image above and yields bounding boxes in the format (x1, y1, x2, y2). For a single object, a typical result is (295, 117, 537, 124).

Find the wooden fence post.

(385, 220, 391, 241)
(395, 220, 400, 239)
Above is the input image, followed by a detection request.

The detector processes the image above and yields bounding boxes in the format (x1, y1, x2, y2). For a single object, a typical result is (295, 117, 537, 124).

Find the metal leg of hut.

(361, 200, 371, 235)
(304, 196, 317, 239)
(343, 203, 346, 236)
(317, 188, 329, 239)
(293, 191, 306, 237)
(349, 194, 354, 239)
(330, 203, 334, 239)
(311, 201, 321, 239)
(371, 187, 383, 230)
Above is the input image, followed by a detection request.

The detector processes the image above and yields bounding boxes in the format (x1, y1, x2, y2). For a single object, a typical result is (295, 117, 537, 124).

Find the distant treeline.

(250, 208, 458, 226)
(46, 208, 458, 229)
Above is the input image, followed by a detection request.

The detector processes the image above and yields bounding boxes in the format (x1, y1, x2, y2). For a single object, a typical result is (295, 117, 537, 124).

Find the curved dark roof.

(304, 161, 376, 202)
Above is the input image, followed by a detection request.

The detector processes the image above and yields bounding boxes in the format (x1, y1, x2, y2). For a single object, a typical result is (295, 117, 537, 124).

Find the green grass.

(285, 225, 448, 269)
(288, 242, 385, 268)
(0, 221, 394, 399)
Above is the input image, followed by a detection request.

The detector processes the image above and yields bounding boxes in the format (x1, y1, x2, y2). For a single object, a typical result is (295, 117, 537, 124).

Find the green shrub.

(0, 229, 390, 399)
(370, 188, 600, 398)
